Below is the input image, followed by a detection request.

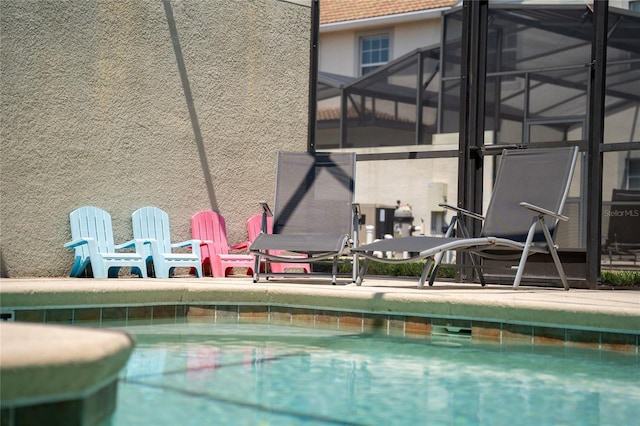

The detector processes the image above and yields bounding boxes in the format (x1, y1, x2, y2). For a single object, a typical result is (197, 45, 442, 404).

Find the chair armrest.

(64, 238, 100, 260)
(64, 238, 93, 249)
(132, 238, 158, 256)
(114, 239, 147, 250)
(259, 201, 273, 217)
(230, 241, 250, 251)
(172, 239, 201, 258)
(438, 203, 485, 221)
(259, 201, 273, 234)
(520, 202, 569, 222)
(200, 239, 248, 252)
(133, 239, 151, 255)
(171, 239, 201, 249)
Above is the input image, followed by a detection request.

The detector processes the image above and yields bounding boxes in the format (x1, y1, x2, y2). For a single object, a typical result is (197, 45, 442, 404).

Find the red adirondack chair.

(191, 211, 254, 277)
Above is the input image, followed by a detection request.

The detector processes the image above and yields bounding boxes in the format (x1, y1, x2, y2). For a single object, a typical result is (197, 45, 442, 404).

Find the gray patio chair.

(249, 152, 359, 284)
(603, 188, 640, 265)
(352, 146, 579, 290)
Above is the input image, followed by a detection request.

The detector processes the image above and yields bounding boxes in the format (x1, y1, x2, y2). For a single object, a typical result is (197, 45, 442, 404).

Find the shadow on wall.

(163, 0, 218, 212)
(1, 249, 8, 278)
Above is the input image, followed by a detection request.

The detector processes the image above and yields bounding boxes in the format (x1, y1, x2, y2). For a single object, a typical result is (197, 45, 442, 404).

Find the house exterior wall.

(0, 0, 311, 277)
(319, 30, 357, 76)
(319, 16, 442, 77)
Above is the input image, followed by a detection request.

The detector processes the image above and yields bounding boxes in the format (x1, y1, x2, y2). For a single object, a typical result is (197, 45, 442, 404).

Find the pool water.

(111, 322, 639, 425)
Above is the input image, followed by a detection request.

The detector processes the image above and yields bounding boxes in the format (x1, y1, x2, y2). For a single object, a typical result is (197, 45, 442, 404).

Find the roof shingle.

(320, 0, 458, 25)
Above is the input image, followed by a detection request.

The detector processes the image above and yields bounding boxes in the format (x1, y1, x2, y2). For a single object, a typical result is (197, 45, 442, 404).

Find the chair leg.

(193, 264, 203, 278)
(132, 265, 147, 278)
(419, 258, 434, 288)
(69, 257, 90, 278)
(355, 257, 370, 286)
(540, 217, 570, 291)
(429, 250, 447, 286)
(145, 260, 155, 278)
(153, 258, 169, 279)
(108, 267, 120, 278)
(210, 257, 225, 278)
(428, 258, 440, 287)
(469, 253, 486, 286)
(331, 256, 338, 285)
(253, 253, 261, 283)
(91, 260, 107, 279)
(351, 253, 358, 282)
(513, 219, 537, 289)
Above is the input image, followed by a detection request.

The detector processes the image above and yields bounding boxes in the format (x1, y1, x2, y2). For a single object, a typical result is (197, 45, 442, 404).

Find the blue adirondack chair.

(64, 206, 147, 278)
(131, 206, 203, 278)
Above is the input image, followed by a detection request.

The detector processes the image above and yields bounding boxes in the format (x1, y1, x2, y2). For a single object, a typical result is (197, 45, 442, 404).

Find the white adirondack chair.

(131, 206, 202, 278)
(64, 206, 147, 278)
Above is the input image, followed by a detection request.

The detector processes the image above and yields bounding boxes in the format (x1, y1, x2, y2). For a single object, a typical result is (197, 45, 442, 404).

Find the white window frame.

(357, 31, 392, 76)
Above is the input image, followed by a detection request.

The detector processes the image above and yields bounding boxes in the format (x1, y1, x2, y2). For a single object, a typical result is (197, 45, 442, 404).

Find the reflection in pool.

(112, 322, 640, 426)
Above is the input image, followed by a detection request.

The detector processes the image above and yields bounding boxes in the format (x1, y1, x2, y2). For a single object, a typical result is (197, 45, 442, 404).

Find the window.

(360, 34, 389, 75)
(628, 159, 640, 189)
(630, 1, 640, 12)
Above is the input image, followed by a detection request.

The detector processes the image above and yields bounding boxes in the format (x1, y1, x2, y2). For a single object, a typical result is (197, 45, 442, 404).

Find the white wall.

(319, 17, 442, 77)
(319, 30, 356, 76)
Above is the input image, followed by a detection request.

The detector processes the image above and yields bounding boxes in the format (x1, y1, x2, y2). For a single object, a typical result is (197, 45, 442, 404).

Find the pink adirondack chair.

(246, 214, 311, 274)
(191, 211, 254, 277)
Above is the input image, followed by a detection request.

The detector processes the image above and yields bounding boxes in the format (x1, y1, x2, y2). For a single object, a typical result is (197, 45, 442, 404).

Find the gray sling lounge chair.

(352, 146, 579, 290)
(250, 152, 359, 284)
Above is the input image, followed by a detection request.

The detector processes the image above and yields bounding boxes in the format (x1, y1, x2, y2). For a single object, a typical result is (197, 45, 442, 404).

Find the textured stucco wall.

(0, 0, 311, 277)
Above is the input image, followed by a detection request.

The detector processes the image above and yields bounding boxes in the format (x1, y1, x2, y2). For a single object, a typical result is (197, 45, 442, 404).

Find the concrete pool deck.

(0, 322, 134, 425)
(1, 276, 639, 337)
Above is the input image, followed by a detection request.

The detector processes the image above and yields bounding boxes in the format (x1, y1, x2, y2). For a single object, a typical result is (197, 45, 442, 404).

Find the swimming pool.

(109, 321, 639, 425)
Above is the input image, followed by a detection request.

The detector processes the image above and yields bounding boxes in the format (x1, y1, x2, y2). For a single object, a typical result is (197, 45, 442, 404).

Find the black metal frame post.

(457, 0, 488, 281)
(416, 52, 425, 145)
(586, 0, 608, 289)
(308, 0, 320, 154)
